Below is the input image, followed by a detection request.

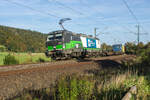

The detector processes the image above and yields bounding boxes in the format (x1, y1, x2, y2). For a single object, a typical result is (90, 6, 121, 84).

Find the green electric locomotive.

(45, 30, 101, 60)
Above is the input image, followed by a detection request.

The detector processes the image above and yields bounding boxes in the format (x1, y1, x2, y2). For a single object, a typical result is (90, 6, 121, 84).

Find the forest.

(0, 25, 47, 53)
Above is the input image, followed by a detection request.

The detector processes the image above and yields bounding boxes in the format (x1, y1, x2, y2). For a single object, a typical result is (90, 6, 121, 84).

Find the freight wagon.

(112, 44, 125, 55)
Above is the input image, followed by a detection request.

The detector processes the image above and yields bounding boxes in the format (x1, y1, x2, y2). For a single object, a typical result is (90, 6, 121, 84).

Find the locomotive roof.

(49, 30, 99, 40)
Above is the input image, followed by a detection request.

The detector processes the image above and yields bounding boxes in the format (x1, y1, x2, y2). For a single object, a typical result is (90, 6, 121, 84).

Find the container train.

(45, 30, 125, 60)
(45, 30, 103, 60)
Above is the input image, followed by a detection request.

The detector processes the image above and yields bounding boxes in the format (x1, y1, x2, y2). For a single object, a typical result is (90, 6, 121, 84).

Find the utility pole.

(94, 28, 98, 38)
(137, 24, 140, 45)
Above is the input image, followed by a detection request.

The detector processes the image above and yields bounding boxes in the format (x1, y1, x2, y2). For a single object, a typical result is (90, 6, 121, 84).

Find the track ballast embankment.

(0, 55, 135, 100)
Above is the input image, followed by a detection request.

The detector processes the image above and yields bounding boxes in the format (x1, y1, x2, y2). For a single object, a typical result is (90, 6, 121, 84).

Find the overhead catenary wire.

(3, 0, 149, 39)
(79, 0, 133, 29)
(51, 0, 85, 15)
(79, 0, 139, 37)
(5, 0, 60, 19)
(122, 0, 139, 24)
(5, 0, 132, 35)
(79, 0, 105, 18)
(122, 0, 148, 33)
(121, 0, 149, 43)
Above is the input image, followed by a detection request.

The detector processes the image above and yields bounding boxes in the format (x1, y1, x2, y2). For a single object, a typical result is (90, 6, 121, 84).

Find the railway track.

(0, 55, 134, 73)
(0, 55, 135, 100)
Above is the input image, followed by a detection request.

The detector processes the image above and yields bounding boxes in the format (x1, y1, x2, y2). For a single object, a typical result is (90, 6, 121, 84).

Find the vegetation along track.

(0, 55, 135, 100)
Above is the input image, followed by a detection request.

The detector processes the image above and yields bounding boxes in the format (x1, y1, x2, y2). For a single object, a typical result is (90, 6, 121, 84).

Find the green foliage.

(125, 42, 137, 54)
(37, 58, 46, 63)
(125, 42, 150, 55)
(0, 25, 47, 53)
(139, 48, 150, 65)
(101, 43, 113, 52)
(124, 76, 150, 99)
(57, 77, 70, 100)
(10, 45, 150, 100)
(98, 86, 126, 100)
(12, 72, 150, 100)
(3, 54, 19, 65)
(0, 52, 50, 65)
(70, 78, 78, 100)
(0, 45, 6, 52)
(55, 75, 94, 100)
(122, 46, 150, 99)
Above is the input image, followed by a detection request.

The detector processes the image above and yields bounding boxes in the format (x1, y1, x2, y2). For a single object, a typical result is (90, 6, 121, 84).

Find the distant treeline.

(0, 25, 47, 52)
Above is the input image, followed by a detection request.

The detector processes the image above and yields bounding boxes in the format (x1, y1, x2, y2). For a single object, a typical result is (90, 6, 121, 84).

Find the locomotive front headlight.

(75, 44, 79, 48)
(63, 44, 65, 48)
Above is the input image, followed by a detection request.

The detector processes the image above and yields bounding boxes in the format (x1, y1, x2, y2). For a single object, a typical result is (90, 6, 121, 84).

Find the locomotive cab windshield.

(46, 31, 63, 47)
(47, 31, 63, 41)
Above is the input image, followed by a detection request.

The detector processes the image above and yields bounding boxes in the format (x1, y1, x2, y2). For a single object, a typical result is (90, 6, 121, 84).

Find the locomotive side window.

(72, 35, 80, 41)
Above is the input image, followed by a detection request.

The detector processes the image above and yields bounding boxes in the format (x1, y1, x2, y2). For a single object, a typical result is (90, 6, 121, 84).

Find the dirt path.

(0, 55, 135, 100)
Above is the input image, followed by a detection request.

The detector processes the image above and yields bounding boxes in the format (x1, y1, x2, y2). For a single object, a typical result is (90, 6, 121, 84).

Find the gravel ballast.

(0, 55, 134, 100)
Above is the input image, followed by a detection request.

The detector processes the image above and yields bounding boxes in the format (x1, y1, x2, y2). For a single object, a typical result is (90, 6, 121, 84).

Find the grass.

(11, 71, 150, 100)
(0, 52, 51, 65)
(11, 58, 150, 100)
(55, 75, 94, 100)
(10, 67, 150, 100)
(8, 48, 150, 100)
(3, 54, 19, 65)
(0, 52, 8, 65)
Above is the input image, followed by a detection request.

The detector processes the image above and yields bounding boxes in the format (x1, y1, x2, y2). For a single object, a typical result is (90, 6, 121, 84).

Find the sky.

(0, 0, 150, 45)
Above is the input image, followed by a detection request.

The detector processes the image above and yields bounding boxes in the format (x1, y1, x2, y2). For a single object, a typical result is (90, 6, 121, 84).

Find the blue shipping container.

(112, 44, 122, 52)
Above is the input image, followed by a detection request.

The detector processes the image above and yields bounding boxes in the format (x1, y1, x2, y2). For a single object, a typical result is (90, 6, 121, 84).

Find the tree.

(137, 42, 144, 49)
(101, 43, 107, 51)
(101, 43, 112, 52)
(125, 42, 137, 54)
(0, 25, 47, 52)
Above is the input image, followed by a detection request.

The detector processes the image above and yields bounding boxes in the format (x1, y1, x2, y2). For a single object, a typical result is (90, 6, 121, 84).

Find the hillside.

(0, 25, 47, 52)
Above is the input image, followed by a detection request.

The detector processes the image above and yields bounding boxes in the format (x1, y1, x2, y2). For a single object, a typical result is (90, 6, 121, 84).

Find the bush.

(37, 58, 45, 63)
(0, 45, 6, 52)
(3, 54, 19, 65)
(141, 48, 150, 65)
(55, 75, 94, 100)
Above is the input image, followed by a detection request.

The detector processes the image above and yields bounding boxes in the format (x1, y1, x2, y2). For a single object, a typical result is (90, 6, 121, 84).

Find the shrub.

(0, 45, 6, 52)
(55, 75, 94, 100)
(140, 48, 150, 65)
(3, 54, 19, 65)
(37, 58, 45, 63)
